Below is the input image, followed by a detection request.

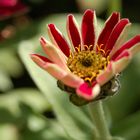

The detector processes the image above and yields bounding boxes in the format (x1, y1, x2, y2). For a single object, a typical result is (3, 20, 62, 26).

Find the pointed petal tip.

(30, 53, 36, 61)
(115, 50, 131, 61)
(113, 11, 119, 14)
(112, 11, 120, 16)
(67, 14, 74, 24)
(40, 37, 53, 50)
(48, 23, 55, 29)
(30, 53, 35, 57)
(83, 9, 95, 19)
(134, 34, 140, 40)
(67, 14, 73, 18)
(122, 18, 130, 23)
(111, 12, 120, 19)
(30, 53, 40, 60)
(84, 9, 95, 14)
(40, 36, 47, 45)
(67, 14, 75, 23)
(30, 54, 51, 64)
(30, 54, 46, 67)
(47, 24, 56, 34)
(48, 23, 53, 26)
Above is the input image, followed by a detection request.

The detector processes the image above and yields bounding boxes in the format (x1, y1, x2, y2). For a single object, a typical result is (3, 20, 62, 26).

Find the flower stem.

(88, 101, 112, 140)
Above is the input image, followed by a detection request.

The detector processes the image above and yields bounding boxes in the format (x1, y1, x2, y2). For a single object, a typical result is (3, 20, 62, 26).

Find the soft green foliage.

(0, 48, 23, 91)
(0, 88, 68, 140)
(0, 71, 13, 92)
(112, 111, 140, 140)
(0, 18, 40, 92)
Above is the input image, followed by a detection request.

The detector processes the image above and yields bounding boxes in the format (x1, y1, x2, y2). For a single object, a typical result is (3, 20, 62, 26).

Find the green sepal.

(57, 75, 120, 106)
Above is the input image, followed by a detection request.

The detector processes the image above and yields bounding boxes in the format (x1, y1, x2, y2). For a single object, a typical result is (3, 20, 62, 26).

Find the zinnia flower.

(31, 10, 140, 105)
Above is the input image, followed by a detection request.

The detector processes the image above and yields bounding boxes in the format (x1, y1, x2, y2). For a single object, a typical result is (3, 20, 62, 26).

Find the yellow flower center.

(67, 45, 110, 84)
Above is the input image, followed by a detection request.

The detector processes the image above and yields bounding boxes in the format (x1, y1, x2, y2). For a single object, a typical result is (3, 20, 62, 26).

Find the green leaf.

(0, 88, 50, 116)
(21, 113, 68, 140)
(17, 88, 50, 112)
(111, 111, 140, 140)
(111, 137, 125, 140)
(0, 97, 68, 140)
(0, 124, 18, 140)
(19, 40, 92, 140)
(0, 70, 13, 92)
(128, 23, 140, 38)
(0, 48, 23, 77)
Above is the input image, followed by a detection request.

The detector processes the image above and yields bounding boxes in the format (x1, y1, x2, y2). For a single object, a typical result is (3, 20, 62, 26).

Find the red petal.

(40, 37, 68, 70)
(48, 24, 70, 57)
(67, 14, 81, 50)
(114, 50, 130, 61)
(76, 81, 100, 100)
(112, 35, 140, 60)
(105, 19, 130, 55)
(82, 9, 96, 49)
(78, 82, 92, 96)
(97, 12, 120, 50)
(30, 54, 52, 63)
(31, 54, 67, 80)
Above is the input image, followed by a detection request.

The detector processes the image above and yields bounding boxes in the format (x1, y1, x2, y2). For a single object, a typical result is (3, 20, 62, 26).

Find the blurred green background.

(0, 0, 140, 140)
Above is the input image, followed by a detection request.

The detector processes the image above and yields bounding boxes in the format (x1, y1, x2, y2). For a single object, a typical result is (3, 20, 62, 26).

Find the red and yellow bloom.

(31, 10, 140, 102)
